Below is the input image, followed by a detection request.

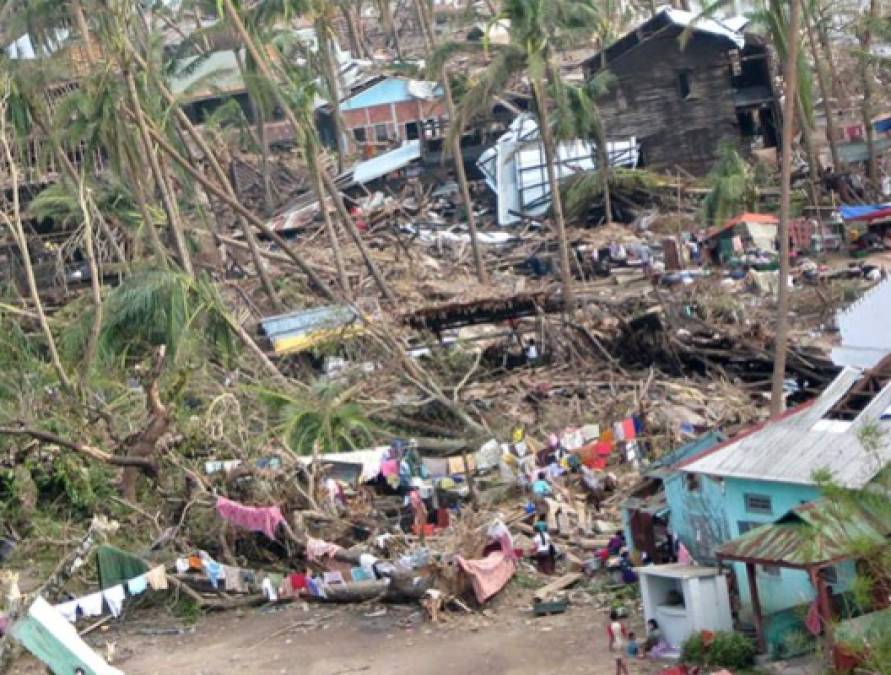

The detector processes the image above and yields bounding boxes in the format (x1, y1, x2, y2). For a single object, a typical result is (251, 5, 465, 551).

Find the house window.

(737, 520, 761, 536)
(685, 473, 701, 493)
(374, 124, 390, 142)
(760, 565, 781, 576)
(353, 127, 367, 143)
(744, 494, 773, 515)
(678, 70, 693, 100)
(821, 566, 838, 584)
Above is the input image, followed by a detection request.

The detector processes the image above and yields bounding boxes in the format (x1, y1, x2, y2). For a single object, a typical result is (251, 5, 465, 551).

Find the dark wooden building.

(582, 9, 780, 175)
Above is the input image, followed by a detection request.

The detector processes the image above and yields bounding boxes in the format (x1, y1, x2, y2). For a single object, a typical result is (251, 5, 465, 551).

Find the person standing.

(607, 609, 631, 675)
(533, 520, 556, 575)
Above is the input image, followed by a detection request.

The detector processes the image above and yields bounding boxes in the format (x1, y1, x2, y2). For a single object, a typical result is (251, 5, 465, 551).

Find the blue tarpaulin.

(839, 204, 891, 222)
(873, 116, 891, 133)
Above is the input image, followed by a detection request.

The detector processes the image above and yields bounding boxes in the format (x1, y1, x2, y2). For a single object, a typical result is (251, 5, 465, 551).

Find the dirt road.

(12, 598, 662, 675)
(119, 602, 660, 675)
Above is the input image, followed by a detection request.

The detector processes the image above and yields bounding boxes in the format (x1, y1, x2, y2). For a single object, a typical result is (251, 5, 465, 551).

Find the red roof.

(703, 212, 780, 241)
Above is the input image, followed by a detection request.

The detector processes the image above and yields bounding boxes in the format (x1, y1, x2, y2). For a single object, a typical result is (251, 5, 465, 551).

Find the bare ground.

(12, 596, 665, 675)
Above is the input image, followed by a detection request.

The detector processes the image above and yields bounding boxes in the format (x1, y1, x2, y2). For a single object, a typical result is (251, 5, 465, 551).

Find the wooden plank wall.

(593, 32, 741, 175)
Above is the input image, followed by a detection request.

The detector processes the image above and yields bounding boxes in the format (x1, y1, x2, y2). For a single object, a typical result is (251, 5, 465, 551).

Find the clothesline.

(53, 565, 167, 623)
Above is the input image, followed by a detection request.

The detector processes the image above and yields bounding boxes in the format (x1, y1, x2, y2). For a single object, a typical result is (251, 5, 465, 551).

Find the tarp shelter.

(839, 204, 891, 223)
(717, 498, 891, 653)
(11, 597, 123, 675)
(702, 212, 778, 260)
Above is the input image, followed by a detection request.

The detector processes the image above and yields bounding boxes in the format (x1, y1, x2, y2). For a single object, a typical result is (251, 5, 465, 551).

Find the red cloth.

(805, 600, 822, 635)
(622, 418, 636, 441)
(595, 441, 613, 456)
(215, 496, 285, 540)
(289, 573, 308, 590)
(591, 458, 608, 470)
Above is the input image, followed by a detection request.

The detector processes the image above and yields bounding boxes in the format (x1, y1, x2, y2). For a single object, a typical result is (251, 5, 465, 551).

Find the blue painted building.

(621, 430, 724, 561)
(662, 360, 891, 656)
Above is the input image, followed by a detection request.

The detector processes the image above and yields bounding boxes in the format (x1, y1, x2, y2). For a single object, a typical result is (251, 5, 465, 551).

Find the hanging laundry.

(222, 565, 246, 593)
(199, 552, 225, 589)
(600, 428, 614, 445)
(144, 565, 168, 591)
(594, 440, 613, 457)
(240, 569, 256, 591)
(351, 567, 372, 582)
(102, 585, 125, 618)
(632, 415, 644, 435)
(613, 421, 625, 442)
(96, 545, 148, 590)
(260, 577, 278, 601)
(126, 575, 148, 596)
(622, 418, 636, 441)
(53, 599, 79, 624)
(322, 571, 346, 586)
(78, 592, 104, 618)
(215, 496, 285, 540)
(305, 536, 342, 562)
(289, 573, 309, 591)
(175, 558, 190, 574)
(188, 555, 202, 571)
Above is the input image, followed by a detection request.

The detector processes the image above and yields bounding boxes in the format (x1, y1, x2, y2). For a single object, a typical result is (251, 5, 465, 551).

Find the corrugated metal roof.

(832, 278, 891, 368)
(637, 563, 724, 579)
(717, 498, 891, 567)
(351, 141, 420, 184)
(684, 367, 891, 488)
(340, 78, 441, 111)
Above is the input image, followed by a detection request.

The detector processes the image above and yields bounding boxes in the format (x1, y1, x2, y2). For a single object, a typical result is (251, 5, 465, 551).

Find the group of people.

(608, 612, 666, 674)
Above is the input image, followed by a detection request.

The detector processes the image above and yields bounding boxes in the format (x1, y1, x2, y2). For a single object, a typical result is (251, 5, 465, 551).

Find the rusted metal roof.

(703, 212, 779, 241)
(717, 498, 891, 568)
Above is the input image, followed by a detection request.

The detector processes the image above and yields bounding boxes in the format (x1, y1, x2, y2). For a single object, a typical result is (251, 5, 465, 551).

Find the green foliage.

(681, 631, 757, 669)
(702, 142, 758, 227)
(60, 269, 237, 368)
(261, 381, 377, 455)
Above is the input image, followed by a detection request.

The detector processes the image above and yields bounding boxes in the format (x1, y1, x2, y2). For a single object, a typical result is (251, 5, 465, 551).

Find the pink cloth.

(456, 536, 516, 603)
(381, 459, 399, 477)
(215, 496, 285, 540)
(456, 551, 516, 603)
(678, 542, 694, 565)
(305, 536, 342, 562)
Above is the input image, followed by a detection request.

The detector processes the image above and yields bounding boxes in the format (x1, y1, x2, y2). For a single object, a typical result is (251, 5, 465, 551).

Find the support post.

(745, 562, 767, 653)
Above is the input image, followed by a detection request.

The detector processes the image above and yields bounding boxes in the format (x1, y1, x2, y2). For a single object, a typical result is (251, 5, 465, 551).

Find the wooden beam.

(745, 562, 767, 653)
(533, 572, 583, 602)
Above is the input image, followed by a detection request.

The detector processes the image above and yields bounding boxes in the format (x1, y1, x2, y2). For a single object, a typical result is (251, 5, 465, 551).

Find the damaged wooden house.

(582, 7, 781, 173)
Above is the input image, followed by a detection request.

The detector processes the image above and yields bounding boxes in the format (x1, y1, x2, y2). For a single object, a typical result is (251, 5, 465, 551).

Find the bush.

(680, 632, 706, 665)
(681, 631, 756, 670)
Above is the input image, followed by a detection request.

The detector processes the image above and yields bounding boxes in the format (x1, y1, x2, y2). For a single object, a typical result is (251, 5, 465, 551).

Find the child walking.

(607, 609, 631, 675)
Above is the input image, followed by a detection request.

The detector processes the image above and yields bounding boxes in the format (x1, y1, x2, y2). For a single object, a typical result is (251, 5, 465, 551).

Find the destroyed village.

(1, 0, 891, 674)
